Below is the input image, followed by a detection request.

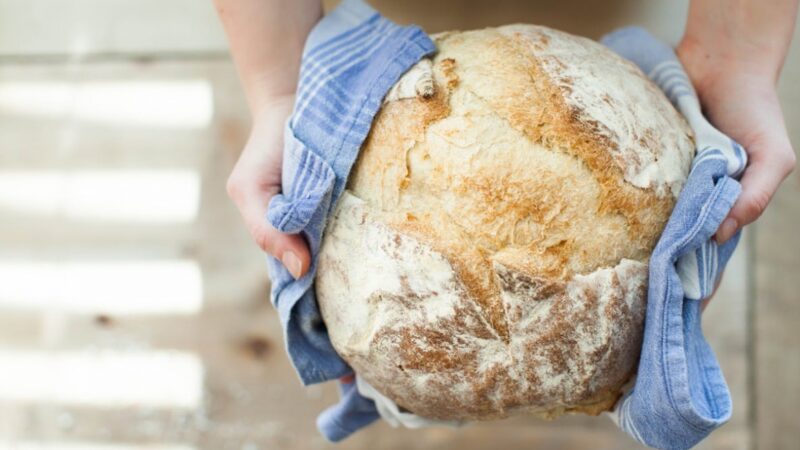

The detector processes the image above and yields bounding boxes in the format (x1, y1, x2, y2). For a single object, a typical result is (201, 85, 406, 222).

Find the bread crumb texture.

(316, 25, 694, 421)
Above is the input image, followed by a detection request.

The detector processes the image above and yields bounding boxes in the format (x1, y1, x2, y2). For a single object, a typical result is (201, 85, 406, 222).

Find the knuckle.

(254, 229, 276, 255)
(225, 175, 242, 201)
(743, 189, 771, 221)
(781, 149, 796, 174)
(766, 146, 796, 177)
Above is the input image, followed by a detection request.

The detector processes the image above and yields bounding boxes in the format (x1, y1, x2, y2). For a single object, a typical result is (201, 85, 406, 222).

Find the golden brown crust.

(316, 25, 694, 420)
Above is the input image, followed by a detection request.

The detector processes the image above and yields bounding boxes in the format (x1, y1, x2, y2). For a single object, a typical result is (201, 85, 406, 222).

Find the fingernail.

(716, 217, 738, 244)
(281, 251, 302, 279)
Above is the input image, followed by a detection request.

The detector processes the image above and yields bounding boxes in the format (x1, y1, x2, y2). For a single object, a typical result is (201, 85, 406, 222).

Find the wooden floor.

(0, 1, 797, 449)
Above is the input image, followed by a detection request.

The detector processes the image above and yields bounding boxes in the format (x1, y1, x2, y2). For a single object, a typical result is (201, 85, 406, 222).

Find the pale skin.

(214, 0, 321, 280)
(215, 1, 797, 283)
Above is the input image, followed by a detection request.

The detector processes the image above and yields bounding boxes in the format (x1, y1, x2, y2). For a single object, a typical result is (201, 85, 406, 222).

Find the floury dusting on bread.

(316, 24, 695, 421)
(508, 25, 694, 198)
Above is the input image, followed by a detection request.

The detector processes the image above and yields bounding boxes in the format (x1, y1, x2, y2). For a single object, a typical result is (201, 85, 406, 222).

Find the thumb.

(230, 182, 312, 279)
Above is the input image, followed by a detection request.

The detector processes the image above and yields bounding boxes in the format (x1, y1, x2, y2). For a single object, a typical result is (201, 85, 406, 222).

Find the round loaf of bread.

(316, 24, 694, 421)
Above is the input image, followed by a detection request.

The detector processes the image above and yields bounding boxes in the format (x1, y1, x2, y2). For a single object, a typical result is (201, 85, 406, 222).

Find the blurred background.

(0, 1, 797, 449)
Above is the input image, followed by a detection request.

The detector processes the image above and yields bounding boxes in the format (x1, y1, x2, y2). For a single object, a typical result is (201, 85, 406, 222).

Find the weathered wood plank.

(754, 17, 800, 450)
(754, 170, 800, 450)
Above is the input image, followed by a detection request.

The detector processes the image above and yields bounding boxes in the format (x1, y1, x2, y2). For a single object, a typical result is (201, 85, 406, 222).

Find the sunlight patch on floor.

(0, 350, 203, 408)
(0, 80, 213, 129)
(0, 170, 200, 224)
(0, 259, 202, 315)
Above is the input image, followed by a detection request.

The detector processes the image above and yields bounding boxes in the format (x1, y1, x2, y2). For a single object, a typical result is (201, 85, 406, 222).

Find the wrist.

(250, 94, 295, 133)
(244, 68, 300, 118)
(676, 36, 779, 97)
(678, 0, 794, 86)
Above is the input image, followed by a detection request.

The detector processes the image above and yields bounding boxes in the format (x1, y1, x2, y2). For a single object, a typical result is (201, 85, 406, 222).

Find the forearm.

(681, 0, 798, 83)
(214, 0, 322, 115)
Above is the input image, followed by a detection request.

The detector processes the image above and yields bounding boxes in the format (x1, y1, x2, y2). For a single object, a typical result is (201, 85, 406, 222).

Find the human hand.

(677, 44, 796, 244)
(675, 0, 797, 244)
(677, 46, 795, 309)
(226, 95, 311, 279)
(214, 0, 320, 279)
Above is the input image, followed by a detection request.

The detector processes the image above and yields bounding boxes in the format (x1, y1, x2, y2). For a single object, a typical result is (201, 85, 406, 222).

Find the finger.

(716, 148, 795, 243)
(251, 216, 311, 280)
(229, 182, 312, 279)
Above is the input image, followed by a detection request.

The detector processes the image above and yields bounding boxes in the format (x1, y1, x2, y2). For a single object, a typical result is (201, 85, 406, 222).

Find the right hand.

(226, 95, 311, 279)
(677, 41, 796, 244)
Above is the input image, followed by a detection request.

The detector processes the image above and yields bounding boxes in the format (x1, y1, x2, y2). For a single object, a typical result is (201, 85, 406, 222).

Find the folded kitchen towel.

(266, 0, 746, 445)
(601, 26, 746, 450)
(262, 0, 435, 442)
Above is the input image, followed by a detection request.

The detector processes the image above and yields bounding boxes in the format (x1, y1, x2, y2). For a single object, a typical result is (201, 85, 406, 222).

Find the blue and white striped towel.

(601, 27, 746, 450)
(266, 1, 746, 447)
(264, 0, 435, 441)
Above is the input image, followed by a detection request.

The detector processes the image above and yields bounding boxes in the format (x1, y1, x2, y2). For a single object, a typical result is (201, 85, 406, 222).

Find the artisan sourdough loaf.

(316, 25, 694, 421)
